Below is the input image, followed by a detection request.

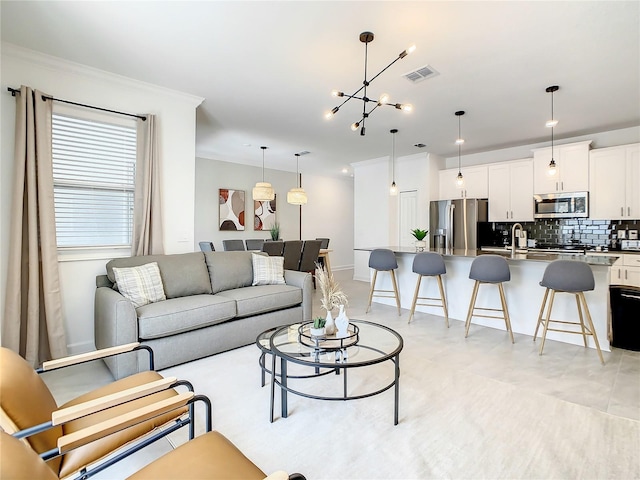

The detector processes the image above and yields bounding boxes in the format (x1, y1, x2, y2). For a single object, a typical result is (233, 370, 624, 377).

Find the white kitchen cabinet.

(589, 143, 640, 220)
(438, 165, 488, 200)
(532, 141, 591, 194)
(488, 159, 533, 222)
(611, 254, 640, 288)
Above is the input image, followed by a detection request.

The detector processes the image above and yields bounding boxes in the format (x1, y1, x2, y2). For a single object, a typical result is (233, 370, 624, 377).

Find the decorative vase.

(336, 304, 350, 337)
(324, 309, 336, 335)
(415, 240, 426, 252)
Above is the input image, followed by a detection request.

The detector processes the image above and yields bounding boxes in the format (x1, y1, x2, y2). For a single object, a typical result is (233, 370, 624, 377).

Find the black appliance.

(610, 286, 640, 351)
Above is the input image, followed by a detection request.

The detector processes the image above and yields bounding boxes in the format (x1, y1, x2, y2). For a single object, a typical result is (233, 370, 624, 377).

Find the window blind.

(52, 114, 136, 248)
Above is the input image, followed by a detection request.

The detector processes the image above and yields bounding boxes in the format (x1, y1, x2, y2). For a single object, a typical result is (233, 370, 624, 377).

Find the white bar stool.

(366, 249, 401, 316)
(408, 252, 448, 326)
(534, 260, 604, 364)
(464, 255, 514, 343)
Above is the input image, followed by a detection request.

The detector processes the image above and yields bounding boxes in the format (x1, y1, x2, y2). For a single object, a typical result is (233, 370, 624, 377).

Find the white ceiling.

(2, 1, 639, 177)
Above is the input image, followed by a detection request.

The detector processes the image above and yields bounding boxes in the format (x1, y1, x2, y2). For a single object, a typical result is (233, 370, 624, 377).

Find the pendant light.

(455, 111, 465, 187)
(252, 146, 275, 201)
(287, 153, 308, 205)
(546, 85, 559, 176)
(389, 128, 398, 196)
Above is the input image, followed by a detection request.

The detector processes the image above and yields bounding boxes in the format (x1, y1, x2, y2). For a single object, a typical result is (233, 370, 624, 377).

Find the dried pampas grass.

(315, 262, 348, 312)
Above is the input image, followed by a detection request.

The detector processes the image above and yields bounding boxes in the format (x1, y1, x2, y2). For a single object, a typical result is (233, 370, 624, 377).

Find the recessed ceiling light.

(341, 168, 349, 174)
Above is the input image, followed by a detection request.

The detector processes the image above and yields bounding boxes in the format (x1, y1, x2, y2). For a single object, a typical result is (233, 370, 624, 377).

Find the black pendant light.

(455, 111, 465, 187)
(546, 85, 559, 176)
(389, 129, 398, 196)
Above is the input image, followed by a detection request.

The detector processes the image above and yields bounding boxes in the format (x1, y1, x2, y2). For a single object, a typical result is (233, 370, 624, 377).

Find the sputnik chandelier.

(325, 31, 416, 136)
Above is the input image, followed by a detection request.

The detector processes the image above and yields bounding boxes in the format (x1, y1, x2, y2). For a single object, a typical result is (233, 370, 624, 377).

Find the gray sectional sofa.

(95, 251, 312, 379)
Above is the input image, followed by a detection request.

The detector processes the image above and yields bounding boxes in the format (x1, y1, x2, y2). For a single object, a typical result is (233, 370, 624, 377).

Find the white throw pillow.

(112, 262, 166, 308)
(252, 253, 286, 286)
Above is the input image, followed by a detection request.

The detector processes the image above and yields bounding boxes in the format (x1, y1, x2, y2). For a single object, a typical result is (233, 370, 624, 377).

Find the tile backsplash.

(493, 219, 640, 248)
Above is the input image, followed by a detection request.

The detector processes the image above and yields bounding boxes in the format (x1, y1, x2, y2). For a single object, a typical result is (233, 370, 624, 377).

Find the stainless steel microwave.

(533, 191, 589, 219)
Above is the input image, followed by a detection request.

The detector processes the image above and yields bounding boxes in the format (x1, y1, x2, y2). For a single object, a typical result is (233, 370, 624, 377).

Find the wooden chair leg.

(465, 281, 480, 338)
(408, 275, 422, 323)
(366, 270, 378, 314)
(390, 269, 401, 316)
(498, 283, 514, 344)
(579, 292, 605, 365)
(539, 290, 556, 355)
(575, 293, 589, 347)
(437, 275, 449, 328)
(533, 288, 550, 341)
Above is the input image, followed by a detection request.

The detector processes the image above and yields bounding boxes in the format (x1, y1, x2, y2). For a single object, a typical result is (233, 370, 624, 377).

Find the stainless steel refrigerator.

(429, 198, 489, 250)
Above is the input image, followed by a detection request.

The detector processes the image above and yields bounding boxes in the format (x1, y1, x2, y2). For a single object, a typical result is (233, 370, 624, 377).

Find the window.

(52, 111, 137, 248)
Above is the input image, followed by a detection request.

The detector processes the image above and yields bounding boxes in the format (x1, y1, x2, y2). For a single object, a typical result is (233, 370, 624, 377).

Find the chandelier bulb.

(331, 90, 344, 97)
(350, 122, 360, 131)
(379, 93, 390, 104)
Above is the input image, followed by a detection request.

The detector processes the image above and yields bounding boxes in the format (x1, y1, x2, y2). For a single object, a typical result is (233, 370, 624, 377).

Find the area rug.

(163, 341, 640, 480)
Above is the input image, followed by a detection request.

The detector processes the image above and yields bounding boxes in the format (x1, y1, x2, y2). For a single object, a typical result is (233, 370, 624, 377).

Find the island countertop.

(354, 246, 620, 266)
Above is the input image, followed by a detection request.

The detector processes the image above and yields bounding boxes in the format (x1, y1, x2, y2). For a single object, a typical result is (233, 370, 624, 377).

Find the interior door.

(399, 190, 418, 247)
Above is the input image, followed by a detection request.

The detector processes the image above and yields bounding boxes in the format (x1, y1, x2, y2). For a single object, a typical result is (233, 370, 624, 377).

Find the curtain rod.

(7, 87, 146, 121)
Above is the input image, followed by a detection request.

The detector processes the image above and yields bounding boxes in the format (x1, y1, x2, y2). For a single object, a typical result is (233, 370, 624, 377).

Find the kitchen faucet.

(511, 223, 523, 253)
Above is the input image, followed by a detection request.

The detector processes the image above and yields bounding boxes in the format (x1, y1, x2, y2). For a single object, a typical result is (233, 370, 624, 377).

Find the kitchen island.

(355, 246, 620, 352)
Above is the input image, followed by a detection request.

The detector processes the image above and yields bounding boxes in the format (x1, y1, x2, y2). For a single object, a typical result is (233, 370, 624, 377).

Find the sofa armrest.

(284, 270, 312, 323)
(94, 287, 141, 379)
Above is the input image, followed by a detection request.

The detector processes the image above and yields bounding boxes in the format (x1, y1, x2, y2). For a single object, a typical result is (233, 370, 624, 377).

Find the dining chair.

(282, 240, 303, 270)
(223, 239, 246, 251)
(245, 239, 265, 251)
(199, 241, 215, 252)
(262, 241, 284, 256)
(316, 238, 330, 249)
(298, 240, 322, 287)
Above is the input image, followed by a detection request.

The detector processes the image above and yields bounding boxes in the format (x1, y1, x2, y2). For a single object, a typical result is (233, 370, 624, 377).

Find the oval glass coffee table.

(256, 320, 403, 425)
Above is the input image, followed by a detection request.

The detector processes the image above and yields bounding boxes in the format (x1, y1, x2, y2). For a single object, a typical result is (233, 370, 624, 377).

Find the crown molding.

(2, 42, 204, 108)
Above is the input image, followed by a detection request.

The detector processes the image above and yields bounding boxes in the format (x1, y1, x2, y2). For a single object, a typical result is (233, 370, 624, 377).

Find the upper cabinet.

(589, 143, 640, 220)
(438, 165, 488, 200)
(488, 159, 534, 222)
(532, 141, 592, 194)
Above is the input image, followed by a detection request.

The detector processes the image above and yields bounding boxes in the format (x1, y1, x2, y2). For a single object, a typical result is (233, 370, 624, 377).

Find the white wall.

(1, 44, 202, 353)
(195, 158, 354, 270)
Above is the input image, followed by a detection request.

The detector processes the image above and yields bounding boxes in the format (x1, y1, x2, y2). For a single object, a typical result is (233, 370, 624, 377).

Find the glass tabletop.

(266, 320, 403, 368)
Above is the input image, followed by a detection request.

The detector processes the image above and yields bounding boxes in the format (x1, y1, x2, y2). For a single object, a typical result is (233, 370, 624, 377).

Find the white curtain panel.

(3, 86, 67, 366)
(133, 114, 164, 256)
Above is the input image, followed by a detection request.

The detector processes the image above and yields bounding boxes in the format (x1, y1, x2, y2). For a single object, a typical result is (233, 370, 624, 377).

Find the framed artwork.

(254, 195, 277, 231)
(219, 189, 245, 231)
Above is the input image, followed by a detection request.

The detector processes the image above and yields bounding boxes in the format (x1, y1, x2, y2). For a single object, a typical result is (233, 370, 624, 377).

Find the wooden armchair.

(0, 343, 210, 480)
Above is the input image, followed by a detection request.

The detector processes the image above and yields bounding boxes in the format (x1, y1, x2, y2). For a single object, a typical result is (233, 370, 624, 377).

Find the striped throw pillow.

(252, 253, 286, 286)
(112, 262, 166, 308)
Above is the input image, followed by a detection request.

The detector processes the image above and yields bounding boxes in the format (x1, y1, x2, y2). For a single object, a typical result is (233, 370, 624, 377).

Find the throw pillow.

(251, 253, 286, 286)
(112, 262, 166, 308)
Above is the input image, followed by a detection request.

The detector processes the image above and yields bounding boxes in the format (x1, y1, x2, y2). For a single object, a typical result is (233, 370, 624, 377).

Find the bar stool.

(534, 260, 604, 364)
(465, 255, 514, 343)
(408, 252, 448, 326)
(366, 249, 401, 316)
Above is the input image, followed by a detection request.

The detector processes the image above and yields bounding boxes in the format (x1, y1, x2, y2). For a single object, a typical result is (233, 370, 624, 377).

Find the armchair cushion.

(58, 370, 187, 478)
(112, 262, 166, 308)
(127, 430, 266, 480)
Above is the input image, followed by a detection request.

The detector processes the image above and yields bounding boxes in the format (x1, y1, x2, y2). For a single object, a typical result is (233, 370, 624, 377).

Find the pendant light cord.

(458, 114, 462, 172)
(551, 90, 555, 159)
(295, 153, 300, 188)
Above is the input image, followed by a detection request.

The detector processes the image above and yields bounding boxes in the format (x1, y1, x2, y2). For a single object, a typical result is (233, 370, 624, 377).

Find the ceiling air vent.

(403, 64, 439, 83)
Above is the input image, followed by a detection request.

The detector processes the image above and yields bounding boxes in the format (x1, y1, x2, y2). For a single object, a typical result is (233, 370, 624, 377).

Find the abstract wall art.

(254, 195, 277, 231)
(219, 189, 245, 231)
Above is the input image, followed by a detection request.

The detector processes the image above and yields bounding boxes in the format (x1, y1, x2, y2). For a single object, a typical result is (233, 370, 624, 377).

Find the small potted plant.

(411, 228, 428, 251)
(310, 317, 326, 337)
(269, 222, 280, 241)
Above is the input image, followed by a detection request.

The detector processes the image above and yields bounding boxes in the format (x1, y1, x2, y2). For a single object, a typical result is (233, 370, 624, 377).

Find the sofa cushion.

(112, 262, 166, 308)
(107, 253, 212, 298)
(216, 285, 302, 318)
(204, 251, 260, 294)
(136, 295, 236, 340)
